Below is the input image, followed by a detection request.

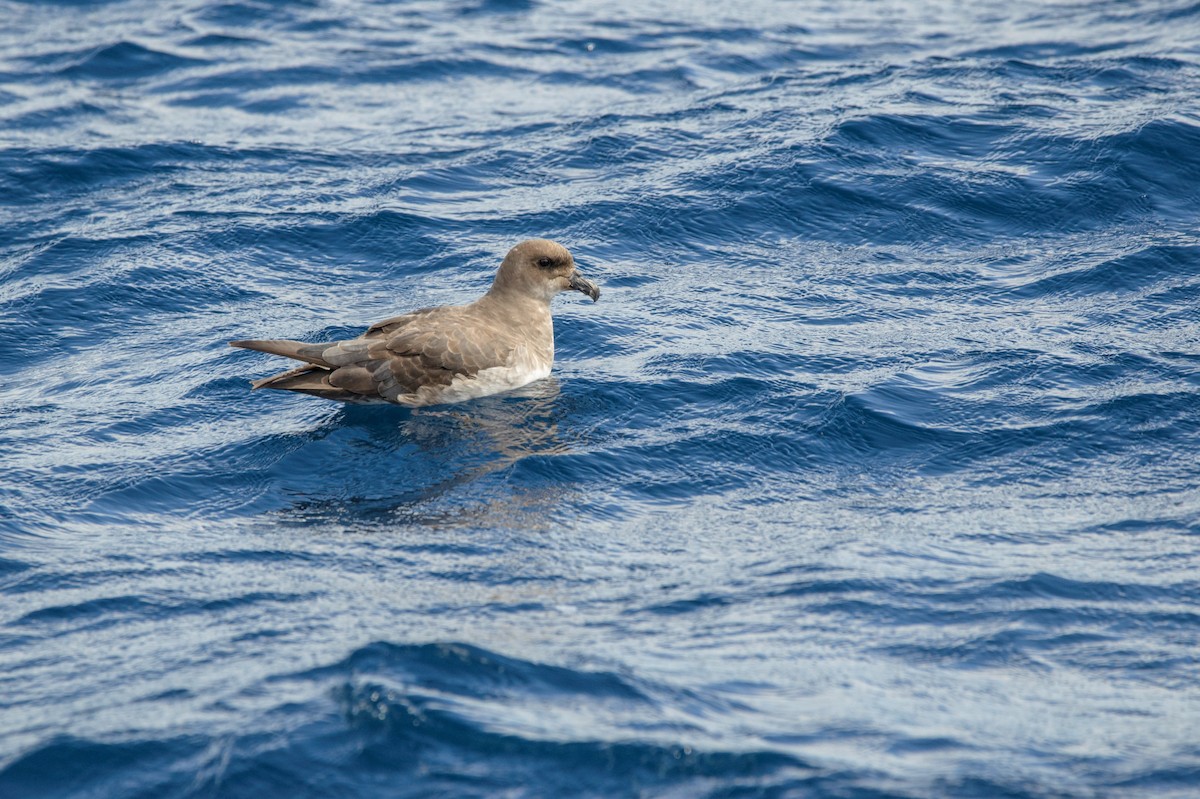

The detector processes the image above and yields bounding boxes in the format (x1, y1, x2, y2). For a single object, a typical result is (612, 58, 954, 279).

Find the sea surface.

(2, 0, 1199, 796)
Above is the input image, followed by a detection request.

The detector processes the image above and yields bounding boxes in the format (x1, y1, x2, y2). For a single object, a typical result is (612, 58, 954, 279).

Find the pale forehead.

(509, 238, 572, 260)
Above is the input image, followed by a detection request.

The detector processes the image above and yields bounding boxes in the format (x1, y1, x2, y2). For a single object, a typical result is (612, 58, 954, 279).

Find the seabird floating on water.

(230, 238, 600, 406)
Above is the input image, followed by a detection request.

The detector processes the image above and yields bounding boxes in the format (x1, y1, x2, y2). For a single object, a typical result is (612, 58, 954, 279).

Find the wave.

(0, 642, 816, 798)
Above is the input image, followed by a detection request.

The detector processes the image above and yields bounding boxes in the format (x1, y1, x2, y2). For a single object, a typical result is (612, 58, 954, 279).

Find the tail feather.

(231, 338, 375, 403)
(248, 362, 365, 402)
(250, 363, 326, 390)
(229, 339, 331, 366)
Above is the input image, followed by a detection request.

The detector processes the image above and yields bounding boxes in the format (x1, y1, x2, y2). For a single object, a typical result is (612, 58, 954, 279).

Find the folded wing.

(230, 309, 516, 405)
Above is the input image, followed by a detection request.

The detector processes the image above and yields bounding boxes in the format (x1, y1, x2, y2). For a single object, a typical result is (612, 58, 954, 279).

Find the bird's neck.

(477, 287, 553, 320)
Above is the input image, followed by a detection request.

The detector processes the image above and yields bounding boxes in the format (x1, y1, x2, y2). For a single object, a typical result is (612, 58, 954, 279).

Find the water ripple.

(3, 0, 1200, 796)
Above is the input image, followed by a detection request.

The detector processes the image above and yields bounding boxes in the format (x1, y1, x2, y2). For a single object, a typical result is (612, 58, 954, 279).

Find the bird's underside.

(231, 308, 535, 407)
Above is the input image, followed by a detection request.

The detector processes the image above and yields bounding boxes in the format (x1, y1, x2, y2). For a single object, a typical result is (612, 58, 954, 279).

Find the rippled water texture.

(2, 0, 1200, 796)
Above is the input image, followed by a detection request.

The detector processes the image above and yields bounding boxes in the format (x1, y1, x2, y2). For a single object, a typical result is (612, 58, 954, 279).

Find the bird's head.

(491, 239, 600, 303)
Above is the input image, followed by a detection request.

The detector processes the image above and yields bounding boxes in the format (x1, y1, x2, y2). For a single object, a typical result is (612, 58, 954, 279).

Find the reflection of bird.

(278, 378, 579, 531)
(230, 239, 600, 406)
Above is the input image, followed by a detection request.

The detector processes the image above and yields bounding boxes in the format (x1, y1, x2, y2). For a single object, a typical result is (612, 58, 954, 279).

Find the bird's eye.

(537, 257, 554, 268)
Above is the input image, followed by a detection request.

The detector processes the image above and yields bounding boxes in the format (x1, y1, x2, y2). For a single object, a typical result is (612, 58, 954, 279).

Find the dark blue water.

(3, 0, 1200, 796)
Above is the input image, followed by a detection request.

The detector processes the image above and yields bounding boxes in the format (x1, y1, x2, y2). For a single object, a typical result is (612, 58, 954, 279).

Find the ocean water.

(2, 0, 1200, 796)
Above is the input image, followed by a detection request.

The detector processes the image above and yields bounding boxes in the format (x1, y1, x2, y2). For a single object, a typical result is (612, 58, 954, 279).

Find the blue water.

(2, 0, 1200, 796)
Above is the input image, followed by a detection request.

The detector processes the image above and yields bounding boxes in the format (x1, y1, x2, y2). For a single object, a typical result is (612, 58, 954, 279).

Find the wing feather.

(237, 305, 521, 405)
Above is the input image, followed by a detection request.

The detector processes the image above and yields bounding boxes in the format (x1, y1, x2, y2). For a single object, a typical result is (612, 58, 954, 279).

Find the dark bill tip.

(569, 271, 601, 302)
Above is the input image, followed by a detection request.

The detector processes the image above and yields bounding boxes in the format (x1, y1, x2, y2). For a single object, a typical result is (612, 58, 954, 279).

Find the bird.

(229, 238, 600, 407)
